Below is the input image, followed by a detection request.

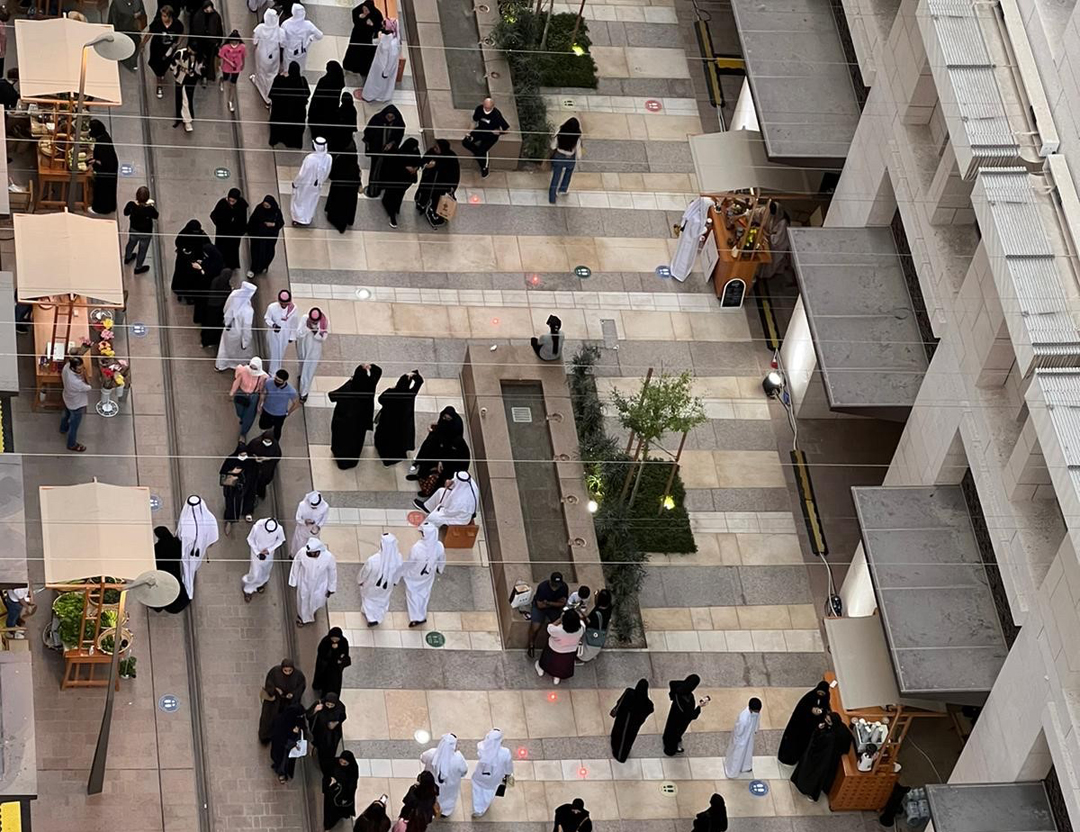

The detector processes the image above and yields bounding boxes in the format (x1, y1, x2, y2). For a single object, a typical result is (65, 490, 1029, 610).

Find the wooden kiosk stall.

(820, 615, 948, 811)
(14, 211, 125, 410)
(14, 18, 124, 211)
(40, 480, 156, 689)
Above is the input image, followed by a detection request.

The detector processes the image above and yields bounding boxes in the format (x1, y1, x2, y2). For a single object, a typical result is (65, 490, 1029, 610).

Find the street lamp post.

(67, 32, 135, 211)
(86, 569, 179, 795)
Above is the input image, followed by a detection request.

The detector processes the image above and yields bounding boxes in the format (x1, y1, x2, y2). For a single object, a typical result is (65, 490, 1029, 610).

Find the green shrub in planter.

(119, 657, 137, 679)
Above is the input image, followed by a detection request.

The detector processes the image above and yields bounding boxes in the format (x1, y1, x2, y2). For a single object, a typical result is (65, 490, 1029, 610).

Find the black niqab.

(313, 627, 352, 695)
(662, 674, 701, 756)
(343, 0, 383, 74)
(269, 62, 312, 149)
(210, 188, 249, 269)
(309, 61, 345, 140)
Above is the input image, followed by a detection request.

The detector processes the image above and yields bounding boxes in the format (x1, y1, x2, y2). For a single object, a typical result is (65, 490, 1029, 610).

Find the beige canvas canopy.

(14, 211, 124, 306)
(40, 481, 155, 584)
(14, 18, 123, 105)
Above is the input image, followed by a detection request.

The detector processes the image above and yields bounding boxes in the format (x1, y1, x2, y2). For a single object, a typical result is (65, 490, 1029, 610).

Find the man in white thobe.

(243, 517, 286, 600)
(264, 289, 302, 374)
(417, 470, 479, 528)
(216, 282, 257, 371)
(471, 729, 513, 817)
(251, 8, 283, 104)
(420, 733, 469, 816)
(670, 196, 714, 282)
(357, 533, 403, 626)
(288, 536, 338, 625)
(724, 697, 762, 777)
(296, 307, 329, 400)
(403, 522, 445, 625)
(291, 136, 333, 226)
(177, 495, 220, 600)
(281, 3, 323, 74)
(292, 489, 330, 555)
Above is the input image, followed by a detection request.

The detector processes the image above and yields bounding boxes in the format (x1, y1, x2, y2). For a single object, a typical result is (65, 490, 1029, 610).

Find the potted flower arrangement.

(97, 350, 128, 416)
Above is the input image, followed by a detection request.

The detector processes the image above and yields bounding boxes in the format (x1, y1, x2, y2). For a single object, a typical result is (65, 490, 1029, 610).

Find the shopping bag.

(436, 194, 457, 220)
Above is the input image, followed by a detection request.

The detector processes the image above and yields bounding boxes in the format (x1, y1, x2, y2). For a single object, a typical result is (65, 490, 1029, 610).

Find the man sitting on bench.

(415, 470, 479, 529)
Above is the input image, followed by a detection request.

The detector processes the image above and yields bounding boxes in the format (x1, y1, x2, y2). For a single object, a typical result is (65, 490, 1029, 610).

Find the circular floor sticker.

(158, 694, 180, 712)
(425, 631, 446, 648)
(749, 780, 769, 796)
(655, 265, 672, 278)
(660, 782, 677, 795)
(573, 265, 592, 278)
(645, 99, 662, 112)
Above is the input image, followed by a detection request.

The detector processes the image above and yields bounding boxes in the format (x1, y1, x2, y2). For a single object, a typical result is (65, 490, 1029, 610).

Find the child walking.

(218, 30, 247, 114)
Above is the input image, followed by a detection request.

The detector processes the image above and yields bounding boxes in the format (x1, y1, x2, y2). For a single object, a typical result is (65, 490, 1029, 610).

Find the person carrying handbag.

(471, 728, 514, 817)
(577, 588, 612, 663)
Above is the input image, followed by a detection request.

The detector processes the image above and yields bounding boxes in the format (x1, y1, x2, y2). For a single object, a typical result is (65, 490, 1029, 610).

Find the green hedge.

(491, 1, 598, 161)
(568, 347, 696, 643)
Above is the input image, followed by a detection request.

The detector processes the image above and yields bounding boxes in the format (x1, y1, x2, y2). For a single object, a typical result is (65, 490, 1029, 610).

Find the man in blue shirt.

(259, 369, 300, 440)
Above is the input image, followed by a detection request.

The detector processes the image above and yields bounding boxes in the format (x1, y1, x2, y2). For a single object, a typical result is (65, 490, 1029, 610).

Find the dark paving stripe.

(341, 646, 829, 689)
(637, 565, 810, 608)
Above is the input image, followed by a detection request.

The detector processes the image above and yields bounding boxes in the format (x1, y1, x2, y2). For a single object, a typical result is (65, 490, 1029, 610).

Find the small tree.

(610, 371, 706, 508)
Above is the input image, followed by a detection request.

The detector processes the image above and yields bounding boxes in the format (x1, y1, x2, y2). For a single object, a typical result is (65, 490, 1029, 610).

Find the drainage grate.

(511, 407, 533, 423)
(601, 319, 619, 349)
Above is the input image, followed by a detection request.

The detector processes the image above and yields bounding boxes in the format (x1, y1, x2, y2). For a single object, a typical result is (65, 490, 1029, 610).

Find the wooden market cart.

(14, 18, 124, 210)
(13, 211, 125, 410)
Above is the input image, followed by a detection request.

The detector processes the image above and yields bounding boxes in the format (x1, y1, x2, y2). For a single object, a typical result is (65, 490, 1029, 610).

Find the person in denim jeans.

(60, 357, 92, 452)
(230, 356, 268, 441)
(123, 187, 159, 274)
(549, 117, 582, 204)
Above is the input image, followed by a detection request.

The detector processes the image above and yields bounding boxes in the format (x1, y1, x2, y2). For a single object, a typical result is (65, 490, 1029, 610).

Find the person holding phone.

(662, 674, 705, 756)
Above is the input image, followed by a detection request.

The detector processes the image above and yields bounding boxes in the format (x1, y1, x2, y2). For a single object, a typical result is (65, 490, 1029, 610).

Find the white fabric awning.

(40, 481, 155, 583)
(689, 130, 823, 195)
(14, 212, 124, 305)
(14, 19, 123, 105)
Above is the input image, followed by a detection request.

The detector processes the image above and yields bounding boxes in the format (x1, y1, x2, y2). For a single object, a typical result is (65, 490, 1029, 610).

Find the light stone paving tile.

(783, 630, 825, 652)
(697, 630, 728, 651)
(788, 604, 819, 629)
(664, 630, 702, 651)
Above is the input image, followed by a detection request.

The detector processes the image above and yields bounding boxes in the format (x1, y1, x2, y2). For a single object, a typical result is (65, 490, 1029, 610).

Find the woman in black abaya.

(662, 674, 701, 756)
(777, 681, 831, 765)
(199, 269, 232, 349)
(269, 62, 311, 149)
(343, 0, 383, 75)
(171, 219, 210, 304)
(151, 527, 190, 613)
(247, 195, 285, 277)
(374, 370, 423, 465)
(270, 702, 308, 783)
(380, 137, 421, 228)
(691, 794, 727, 832)
(609, 678, 654, 762)
(219, 442, 259, 532)
(248, 431, 282, 502)
(791, 713, 853, 801)
(313, 627, 351, 695)
(411, 406, 470, 497)
(210, 188, 249, 270)
(414, 139, 460, 228)
(322, 750, 360, 829)
(361, 104, 404, 197)
(309, 61, 346, 142)
(307, 691, 349, 774)
(89, 120, 118, 215)
(329, 363, 382, 469)
(328, 92, 358, 154)
(192, 242, 224, 327)
(325, 141, 362, 234)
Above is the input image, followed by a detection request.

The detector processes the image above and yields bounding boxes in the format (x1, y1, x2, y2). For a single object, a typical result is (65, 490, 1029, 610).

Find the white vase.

(96, 387, 119, 417)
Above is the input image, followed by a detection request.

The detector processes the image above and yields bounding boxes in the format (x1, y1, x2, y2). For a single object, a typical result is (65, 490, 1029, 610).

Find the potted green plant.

(118, 657, 137, 679)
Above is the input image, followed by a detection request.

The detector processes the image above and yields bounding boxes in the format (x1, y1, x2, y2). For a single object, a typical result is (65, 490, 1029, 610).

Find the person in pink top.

(218, 30, 247, 113)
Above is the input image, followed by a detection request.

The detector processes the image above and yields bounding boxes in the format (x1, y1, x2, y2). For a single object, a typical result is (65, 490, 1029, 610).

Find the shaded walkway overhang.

(927, 783, 1056, 832)
(851, 485, 1009, 704)
(728, 0, 860, 161)
(689, 131, 826, 195)
(787, 227, 928, 420)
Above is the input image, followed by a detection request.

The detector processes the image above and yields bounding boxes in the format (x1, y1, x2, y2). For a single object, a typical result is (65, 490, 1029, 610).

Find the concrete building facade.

(760, 0, 1080, 820)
